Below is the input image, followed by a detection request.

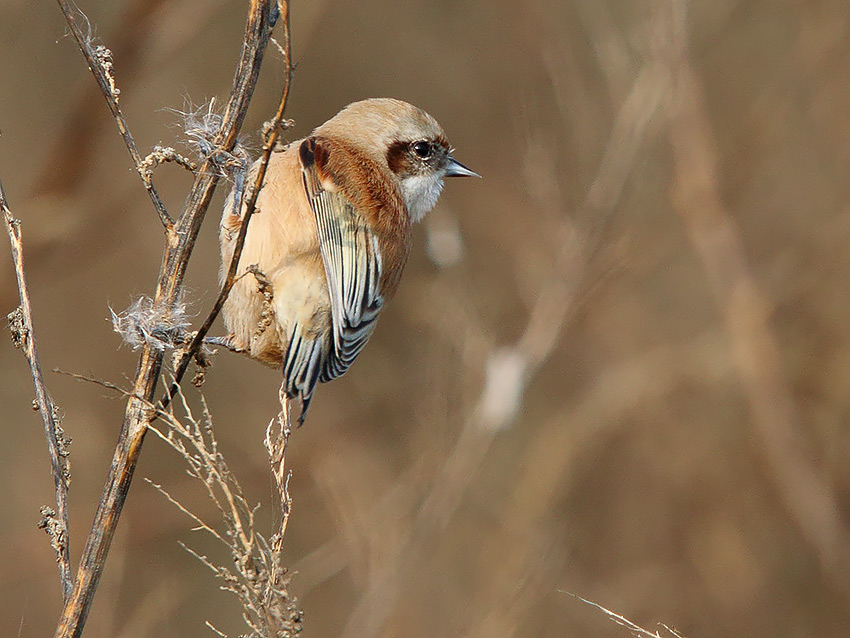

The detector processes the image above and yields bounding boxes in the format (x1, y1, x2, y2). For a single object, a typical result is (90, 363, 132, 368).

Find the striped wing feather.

(299, 137, 385, 384)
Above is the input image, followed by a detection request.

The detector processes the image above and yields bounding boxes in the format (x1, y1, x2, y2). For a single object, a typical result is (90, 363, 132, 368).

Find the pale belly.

(222, 251, 331, 367)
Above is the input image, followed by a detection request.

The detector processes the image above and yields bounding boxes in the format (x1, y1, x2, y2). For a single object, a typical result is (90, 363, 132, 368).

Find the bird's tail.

(282, 324, 327, 425)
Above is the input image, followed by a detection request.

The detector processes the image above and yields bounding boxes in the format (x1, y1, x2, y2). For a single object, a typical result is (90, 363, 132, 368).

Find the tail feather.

(282, 323, 327, 425)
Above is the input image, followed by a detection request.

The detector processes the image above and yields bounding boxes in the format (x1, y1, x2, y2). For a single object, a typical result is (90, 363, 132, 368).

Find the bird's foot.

(204, 335, 246, 355)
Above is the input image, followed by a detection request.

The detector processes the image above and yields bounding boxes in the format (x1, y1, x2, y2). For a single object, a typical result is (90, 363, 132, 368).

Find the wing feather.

(298, 137, 385, 384)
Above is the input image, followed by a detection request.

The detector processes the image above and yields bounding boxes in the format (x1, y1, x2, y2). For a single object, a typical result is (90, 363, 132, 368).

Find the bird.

(217, 98, 477, 423)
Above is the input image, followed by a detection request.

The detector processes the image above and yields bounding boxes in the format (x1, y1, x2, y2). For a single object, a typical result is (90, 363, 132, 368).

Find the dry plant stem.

(56, 0, 173, 230)
(261, 386, 294, 632)
(144, 385, 302, 636)
(1, 179, 73, 602)
(54, 2, 275, 636)
(35, 0, 169, 197)
(665, 0, 849, 578)
(166, 1, 292, 408)
(266, 386, 293, 543)
(563, 592, 685, 638)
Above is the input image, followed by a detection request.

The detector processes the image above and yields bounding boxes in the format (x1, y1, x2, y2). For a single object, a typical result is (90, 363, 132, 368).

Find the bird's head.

(315, 98, 478, 222)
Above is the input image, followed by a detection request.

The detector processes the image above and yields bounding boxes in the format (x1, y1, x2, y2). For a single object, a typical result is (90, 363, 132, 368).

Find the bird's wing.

(298, 136, 385, 384)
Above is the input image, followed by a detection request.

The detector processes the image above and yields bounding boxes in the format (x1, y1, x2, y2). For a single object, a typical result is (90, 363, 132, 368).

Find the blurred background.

(2, 0, 850, 636)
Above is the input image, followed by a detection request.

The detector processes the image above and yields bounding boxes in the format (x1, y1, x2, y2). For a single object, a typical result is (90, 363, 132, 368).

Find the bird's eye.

(411, 141, 432, 159)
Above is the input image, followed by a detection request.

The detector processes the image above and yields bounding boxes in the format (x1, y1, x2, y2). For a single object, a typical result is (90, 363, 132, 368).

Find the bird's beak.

(445, 156, 480, 178)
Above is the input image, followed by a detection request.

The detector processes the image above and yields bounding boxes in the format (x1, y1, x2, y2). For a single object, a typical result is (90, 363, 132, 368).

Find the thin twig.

(260, 384, 295, 634)
(138, 145, 197, 188)
(562, 591, 686, 638)
(1, 178, 73, 602)
(54, 368, 134, 397)
(54, 2, 277, 636)
(55, 0, 174, 230)
(148, 383, 302, 636)
(164, 1, 293, 410)
(33, 0, 170, 198)
(143, 478, 227, 545)
(266, 384, 293, 544)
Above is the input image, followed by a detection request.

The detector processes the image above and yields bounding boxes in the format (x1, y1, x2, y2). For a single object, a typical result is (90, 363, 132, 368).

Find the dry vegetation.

(2, 1, 850, 637)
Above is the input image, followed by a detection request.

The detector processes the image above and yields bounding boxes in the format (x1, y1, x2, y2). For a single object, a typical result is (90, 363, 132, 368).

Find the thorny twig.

(54, 1, 280, 635)
(1, 179, 73, 602)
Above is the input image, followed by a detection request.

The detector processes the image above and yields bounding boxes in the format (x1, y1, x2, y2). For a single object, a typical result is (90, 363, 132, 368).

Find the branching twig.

(33, 0, 172, 198)
(164, 1, 293, 410)
(54, 1, 279, 635)
(146, 385, 302, 637)
(1, 179, 73, 602)
(266, 384, 294, 546)
(56, 0, 174, 230)
(56, 362, 302, 635)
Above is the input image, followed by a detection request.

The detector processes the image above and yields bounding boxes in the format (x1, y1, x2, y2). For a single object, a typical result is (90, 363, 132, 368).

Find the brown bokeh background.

(3, 1, 850, 636)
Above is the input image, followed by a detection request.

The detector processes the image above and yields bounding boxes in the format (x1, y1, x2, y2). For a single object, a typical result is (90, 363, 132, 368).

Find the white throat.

(400, 173, 444, 222)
